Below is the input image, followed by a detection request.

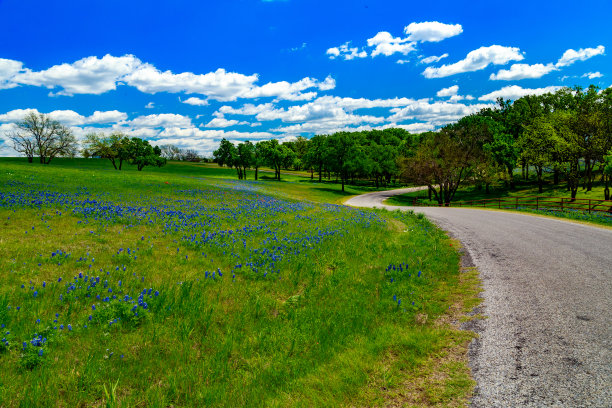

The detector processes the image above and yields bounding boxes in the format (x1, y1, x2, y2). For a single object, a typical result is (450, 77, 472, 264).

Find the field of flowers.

(0, 159, 474, 407)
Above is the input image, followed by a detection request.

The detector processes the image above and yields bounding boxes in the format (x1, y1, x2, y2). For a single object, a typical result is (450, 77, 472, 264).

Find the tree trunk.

(255, 167, 258, 180)
(537, 168, 543, 193)
(119, 159, 123, 170)
(110, 159, 117, 170)
(553, 168, 559, 185)
(507, 166, 515, 189)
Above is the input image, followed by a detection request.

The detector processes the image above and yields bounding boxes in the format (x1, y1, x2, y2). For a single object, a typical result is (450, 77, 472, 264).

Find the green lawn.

(0, 158, 479, 407)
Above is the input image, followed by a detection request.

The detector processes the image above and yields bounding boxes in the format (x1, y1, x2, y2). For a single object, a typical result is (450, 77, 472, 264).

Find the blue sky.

(0, 0, 609, 156)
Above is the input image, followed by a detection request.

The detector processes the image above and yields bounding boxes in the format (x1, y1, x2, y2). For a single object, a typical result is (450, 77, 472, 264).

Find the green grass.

(0, 158, 478, 407)
(386, 173, 612, 227)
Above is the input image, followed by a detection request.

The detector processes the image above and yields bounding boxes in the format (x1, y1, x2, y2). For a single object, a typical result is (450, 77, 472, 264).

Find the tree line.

(213, 129, 415, 192)
(9, 112, 167, 171)
(214, 85, 612, 203)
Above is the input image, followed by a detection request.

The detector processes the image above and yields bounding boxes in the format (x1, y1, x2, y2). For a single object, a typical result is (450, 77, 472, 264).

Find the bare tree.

(8, 128, 36, 162)
(160, 144, 182, 160)
(10, 112, 78, 164)
(183, 149, 200, 162)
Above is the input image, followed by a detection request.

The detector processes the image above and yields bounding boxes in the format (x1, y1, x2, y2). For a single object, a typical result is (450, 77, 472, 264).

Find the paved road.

(346, 188, 612, 407)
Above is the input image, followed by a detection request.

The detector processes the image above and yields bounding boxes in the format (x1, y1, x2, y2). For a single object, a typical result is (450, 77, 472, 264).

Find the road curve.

(346, 188, 612, 407)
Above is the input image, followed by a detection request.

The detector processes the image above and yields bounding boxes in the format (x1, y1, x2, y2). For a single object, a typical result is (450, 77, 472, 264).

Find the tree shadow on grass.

(312, 187, 354, 197)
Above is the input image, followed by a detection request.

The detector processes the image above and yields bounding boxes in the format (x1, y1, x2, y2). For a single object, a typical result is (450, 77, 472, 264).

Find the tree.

(213, 138, 238, 176)
(400, 119, 488, 205)
(603, 149, 612, 200)
(235, 141, 254, 179)
(303, 135, 327, 182)
(10, 112, 77, 164)
(252, 142, 266, 180)
(259, 139, 290, 180)
(519, 116, 558, 193)
(160, 144, 182, 160)
(124, 138, 166, 171)
(182, 149, 201, 162)
(326, 132, 358, 192)
(82, 132, 130, 170)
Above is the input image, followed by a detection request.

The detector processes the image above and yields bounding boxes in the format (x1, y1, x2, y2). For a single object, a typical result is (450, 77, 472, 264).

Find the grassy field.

(0, 158, 479, 407)
(386, 175, 612, 227)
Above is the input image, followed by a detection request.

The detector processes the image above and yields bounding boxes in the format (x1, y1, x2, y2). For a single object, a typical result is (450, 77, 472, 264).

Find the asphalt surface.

(346, 188, 612, 407)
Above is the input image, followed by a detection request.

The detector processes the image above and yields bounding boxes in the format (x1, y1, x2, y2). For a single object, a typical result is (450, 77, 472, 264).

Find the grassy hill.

(0, 158, 479, 407)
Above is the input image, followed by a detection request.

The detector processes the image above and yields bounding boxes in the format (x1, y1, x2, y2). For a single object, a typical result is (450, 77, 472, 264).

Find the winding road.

(346, 187, 612, 407)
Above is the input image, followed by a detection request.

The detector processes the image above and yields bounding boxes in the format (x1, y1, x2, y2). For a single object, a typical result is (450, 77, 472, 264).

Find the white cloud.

(556, 45, 605, 67)
(404, 22, 463, 42)
(204, 117, 248, 128)
(367, 32, 416, 57)
(12, 54, 142, 95)
(326, 42, 368, 60)
(218, 103, 276, 116)
(145, 102, 155, 109)
(478, 85, 562, 101)
(436, 85, 459, 97)
(88, 110, 128, 124)
(0, 108, 40, 123)
(582, 72, 603, 79)
(241, 76, 335, 100)
(0, 58, 23, 89)
(128, 113, 193, 128)
(387, 100, 490, 126)
(0, 108, 127, 126)
(419, 53, 449, 64)
(392, 122, 435, 133)
(423, 45, 524, 78)
(3, 54, 334, 101)
(396, 59, 410, 64)
(182, 96, 209, 106)
(490, 63, 557, 80)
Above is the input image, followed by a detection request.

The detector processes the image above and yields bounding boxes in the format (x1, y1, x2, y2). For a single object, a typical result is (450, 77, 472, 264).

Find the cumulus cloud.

(582, 72, 603, 79)
(128, 113, 193, 128)
(326, 42, 368, 60)
(436, 85, 459, 97)
(204, 117, 248, 128)
(2, 54, 335, 101)
(556, 45, 605, 67)
(404, 22, 463, 42)
(478, 85, 562, 101)
(218, 95, 491, 136)
(182, 97, 209, 106)
(0, 108, 127, 126)
(327, 21, 459, 61)
(387, 100, 490, 126)
(423, 45, 524, 78)
(0, 58, 23, 89)
(12, 54, 142, 95)
(145, 102, 155, 109)
(419, 53, 449, 64)
(490, 63, 557, 80)
(367, 32, 416, 57)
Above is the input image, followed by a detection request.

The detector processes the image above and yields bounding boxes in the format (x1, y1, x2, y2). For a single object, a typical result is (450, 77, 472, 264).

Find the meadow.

(0, 158, 477, 407)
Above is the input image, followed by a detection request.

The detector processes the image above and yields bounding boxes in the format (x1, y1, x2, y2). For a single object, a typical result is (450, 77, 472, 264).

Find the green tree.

(400, 119, 488, 205)
(235, 141, 254, 179)
(124, 138, 166, 171)
(213, 138, 238, 176)
(82, 132, 130, 170)
(303, 135, 327, 182)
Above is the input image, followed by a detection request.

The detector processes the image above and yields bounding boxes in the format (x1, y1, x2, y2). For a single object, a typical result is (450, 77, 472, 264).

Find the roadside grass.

(0, 159, 479, 407)
(386, 176, 612, 227)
